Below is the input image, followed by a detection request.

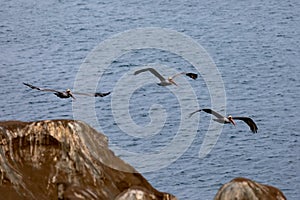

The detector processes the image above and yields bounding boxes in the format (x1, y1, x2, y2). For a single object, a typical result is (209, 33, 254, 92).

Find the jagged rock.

(115, 186, 176, 200)
(214, 177, 286, 200)
(0, 120, 176, 200)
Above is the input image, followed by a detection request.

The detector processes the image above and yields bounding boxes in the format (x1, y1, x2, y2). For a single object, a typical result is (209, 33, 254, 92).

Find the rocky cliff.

(214, 177, 286, 200)
(0, 120, 176, 200)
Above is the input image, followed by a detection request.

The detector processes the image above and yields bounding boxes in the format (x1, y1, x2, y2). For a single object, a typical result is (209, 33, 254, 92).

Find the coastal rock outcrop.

(214, 177, 286, 200)
(0, 120, 177, 200)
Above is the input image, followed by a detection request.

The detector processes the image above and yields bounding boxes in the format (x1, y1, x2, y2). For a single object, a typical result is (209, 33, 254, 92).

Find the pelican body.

(134, 68, 197, 86)
(52, 89, 73, 99)
(189, 108, 258, 133)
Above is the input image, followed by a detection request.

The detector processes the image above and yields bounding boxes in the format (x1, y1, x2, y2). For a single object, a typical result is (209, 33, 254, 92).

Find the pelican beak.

(70, 93, 76, 100)
(66, 89, 76, 100)
(229, 118, 236, 126)
(169, 79, 178, 86)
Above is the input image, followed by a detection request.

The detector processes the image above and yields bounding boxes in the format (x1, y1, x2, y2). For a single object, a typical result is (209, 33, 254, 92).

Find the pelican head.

(168, 77, 178, 86)
(228, 115, 236, 126)
(66, 89, 75, 99)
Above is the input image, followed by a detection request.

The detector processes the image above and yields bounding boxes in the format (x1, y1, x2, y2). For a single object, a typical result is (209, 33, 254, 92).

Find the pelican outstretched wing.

(171, 72, 198, 80)
(72, 91, 111, 97)
(201, 109, 225, 119)
(189, 109, 202, 118)
(189, 108, 225, 118)
(185, 73, 198, 80)
(171, 72, 185, 79)
(134, 68, 166, 82)
(232, 117, 258, 133)
(23, 82, 60, 93)
(94, 92, 111, 97)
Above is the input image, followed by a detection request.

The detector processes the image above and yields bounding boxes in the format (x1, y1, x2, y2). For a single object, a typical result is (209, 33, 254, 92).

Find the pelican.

(189, 108, 258, 133)
(23, 83, 110, 100)
(134, 68, 197, 86)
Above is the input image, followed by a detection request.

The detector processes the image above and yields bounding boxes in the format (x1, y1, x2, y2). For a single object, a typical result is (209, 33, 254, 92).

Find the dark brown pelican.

(134, 68, 197, 86)
(23, 83, 110, 100)
(189, 108, 258, 133)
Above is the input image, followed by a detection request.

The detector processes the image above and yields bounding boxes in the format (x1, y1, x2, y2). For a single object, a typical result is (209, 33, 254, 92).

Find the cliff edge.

(0, 120, 177, 200)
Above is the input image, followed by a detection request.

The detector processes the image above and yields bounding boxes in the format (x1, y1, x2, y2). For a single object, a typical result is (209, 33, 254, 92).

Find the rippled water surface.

(1, 0, 299, 199)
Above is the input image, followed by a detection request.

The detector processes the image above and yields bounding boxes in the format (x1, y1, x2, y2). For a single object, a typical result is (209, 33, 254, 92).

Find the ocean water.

(0, 0, 299, 199)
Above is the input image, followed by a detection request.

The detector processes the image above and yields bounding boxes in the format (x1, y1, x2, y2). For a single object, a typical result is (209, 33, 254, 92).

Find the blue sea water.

(0, 0, 299, 199)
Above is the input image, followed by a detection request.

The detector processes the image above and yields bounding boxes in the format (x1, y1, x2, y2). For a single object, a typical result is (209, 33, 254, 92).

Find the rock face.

(214, 177, 286, 200)
(0, 120, 177, 200)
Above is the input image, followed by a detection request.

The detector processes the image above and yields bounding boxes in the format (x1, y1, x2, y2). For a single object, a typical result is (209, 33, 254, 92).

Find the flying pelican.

(23, 83, 110, 100)
(189, 108, 258, 133)
(134, 68, 198, 86)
